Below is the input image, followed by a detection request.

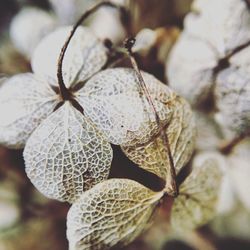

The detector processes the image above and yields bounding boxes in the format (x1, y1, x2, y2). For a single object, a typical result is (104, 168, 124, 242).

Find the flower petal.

(24, 102, 113, 203)
(67, 179, 163, 250)
(167, 32, 217, 106)
(31, 26, 108, 88)
(122, 97, 195, 180)
(215, 66, 250, 138)
(187, 0, 250, 56)
(0, 73, 58, 148)
(171, 153, 223, 232)
(76, 68, 176, 146)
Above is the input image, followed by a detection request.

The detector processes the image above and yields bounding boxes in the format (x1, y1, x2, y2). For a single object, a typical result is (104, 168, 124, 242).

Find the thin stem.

(124, 38, 178, 197)
(219, 131, 248, 155)
(57, 1, 121, 100)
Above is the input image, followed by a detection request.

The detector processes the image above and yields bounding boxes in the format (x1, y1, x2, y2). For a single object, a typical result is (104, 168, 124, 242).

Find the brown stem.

(219, 132, 248, 155)
(124, 37, 178, 197)
(57, 1, 121, 100)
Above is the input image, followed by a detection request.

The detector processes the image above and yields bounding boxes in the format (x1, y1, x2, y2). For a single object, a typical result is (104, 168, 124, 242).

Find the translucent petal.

(10, 7, 57, 58)
(24, 102, 113, 203)
(76, 68, 176, 146)
(31, 26, 108, 88)
(67, 179, 163, 250)
(0, 73, 58, 149)
(215, 66, 250, 137)
(122, 97, 195, 180)
(171, 153, 223, 232)
(167, 32, 217, 106)
(187, 0, 250, 56)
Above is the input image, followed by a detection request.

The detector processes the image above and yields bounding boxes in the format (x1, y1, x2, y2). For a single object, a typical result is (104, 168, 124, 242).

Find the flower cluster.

(0, 2, 227, 248)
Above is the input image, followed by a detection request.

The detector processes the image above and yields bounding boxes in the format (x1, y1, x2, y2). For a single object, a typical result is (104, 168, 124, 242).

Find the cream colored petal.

(24, 102, 113, 203)
(171, 153, 223, 232)
(10, 7, 57, 58)
(167, 33, 217, 106)
(67, 179, 163, 250)
(187, 0, 250, 56)
(0, 73, 58, 149)
(215, 66, 250, 138)
(31, 26, 108, 88)
(76, 68, 176, 146)
(122, 97, 195, 180)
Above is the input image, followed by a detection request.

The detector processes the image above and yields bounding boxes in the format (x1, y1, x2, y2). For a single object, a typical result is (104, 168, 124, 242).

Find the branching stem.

(57, 1, 121, 100)
(124, 38, 178, 197)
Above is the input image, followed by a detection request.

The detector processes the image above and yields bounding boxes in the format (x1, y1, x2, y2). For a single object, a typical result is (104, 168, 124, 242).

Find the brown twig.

(219, 132, 248, 155)
(124, 37, 178, 197)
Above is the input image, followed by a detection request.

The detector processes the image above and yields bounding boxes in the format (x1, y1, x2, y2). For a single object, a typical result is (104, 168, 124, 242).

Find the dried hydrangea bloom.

(67, 179, 163, 250)
(24, 102, 112, 203)
(10, 7, 57, 58)
(66, 153, 222, 249)
(167, 32, 217, 105)
(171, 152, 223, 232)
(188, 0, 250, 56)
(76, 67, 176, 146)
(32, 26, 108, 88)
(0, 74, 58, 148)
(0, 26, 116, 202)
(122, 96, 195, 180)
(228, 138, 250, 210)
(166, 0, 250, 152)
(0, 26, 108, 149)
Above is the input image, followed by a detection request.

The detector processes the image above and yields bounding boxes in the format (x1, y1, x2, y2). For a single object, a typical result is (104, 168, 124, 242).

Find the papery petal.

(76, 68, 175, 146)
(0, 73, 58, 148)
(122, 97, 195, 180)
(215, 66, 250, 138)
(24, 102, 113, 203)
(171, 153, 223, 232)
(188, 0, 250, 56)
(67, 179, 163, 250)
(31, 26, 108, 88)
(167, 33, 217, 106)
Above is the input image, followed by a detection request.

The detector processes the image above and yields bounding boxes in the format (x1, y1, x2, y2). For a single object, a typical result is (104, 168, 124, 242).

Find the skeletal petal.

(0, 73, 58, 148)
(76, 68, 176, 146)
(24, 102, 113, 203)
(122, 97, 195, 180)
(32, 26, 108, 88)
(67, 179, 163, 250)
(171, 153, 223, 232)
